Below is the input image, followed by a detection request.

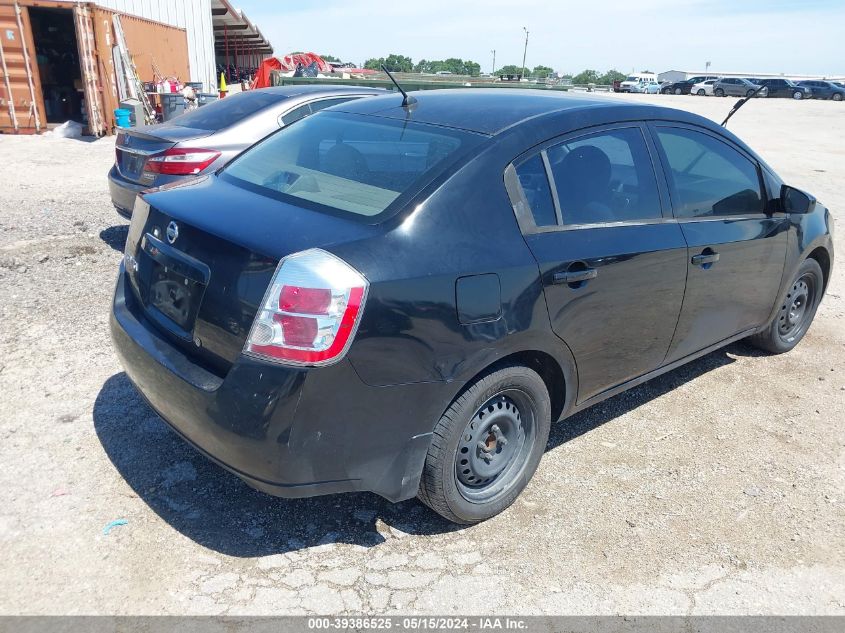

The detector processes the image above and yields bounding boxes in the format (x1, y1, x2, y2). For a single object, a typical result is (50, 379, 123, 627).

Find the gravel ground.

(0, 93, 843, 616)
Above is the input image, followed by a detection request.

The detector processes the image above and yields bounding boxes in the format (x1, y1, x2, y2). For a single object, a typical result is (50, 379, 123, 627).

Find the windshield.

(160, 90, 285, 130)
(222, 111, 484, 220)
(625, 76, 637, 82)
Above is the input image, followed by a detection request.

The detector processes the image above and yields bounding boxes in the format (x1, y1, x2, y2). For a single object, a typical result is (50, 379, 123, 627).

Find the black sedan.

(756, 78, 812, 99)
(661, 75, 718, 95)
(111, 90, 834, 524)
(797, 80, 845, 101)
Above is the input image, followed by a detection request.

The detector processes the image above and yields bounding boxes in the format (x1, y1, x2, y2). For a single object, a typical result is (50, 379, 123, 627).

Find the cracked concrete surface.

(0, 94, 843, 615)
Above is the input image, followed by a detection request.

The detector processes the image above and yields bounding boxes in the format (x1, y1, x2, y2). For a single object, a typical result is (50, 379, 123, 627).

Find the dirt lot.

(0, 93, 843, 615)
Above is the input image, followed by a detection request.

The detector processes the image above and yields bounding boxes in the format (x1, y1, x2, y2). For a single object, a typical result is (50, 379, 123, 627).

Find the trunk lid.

(125, 174, 379, 375)
(115, 126, 213, 184)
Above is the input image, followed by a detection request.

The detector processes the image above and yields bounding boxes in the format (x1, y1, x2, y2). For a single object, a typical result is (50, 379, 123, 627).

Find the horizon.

(235, 0, 845, 77)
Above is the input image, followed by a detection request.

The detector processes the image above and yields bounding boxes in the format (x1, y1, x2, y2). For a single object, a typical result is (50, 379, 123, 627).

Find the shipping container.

(0, 0, 190, 135)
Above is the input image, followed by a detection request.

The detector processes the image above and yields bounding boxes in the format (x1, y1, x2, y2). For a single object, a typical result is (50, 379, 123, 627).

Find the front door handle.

(691, 251, 720, 266)
(554, 268, 597, 284)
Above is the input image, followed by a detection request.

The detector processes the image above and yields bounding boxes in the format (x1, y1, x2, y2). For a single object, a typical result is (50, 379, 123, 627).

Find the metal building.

(94, 0, 216, 93)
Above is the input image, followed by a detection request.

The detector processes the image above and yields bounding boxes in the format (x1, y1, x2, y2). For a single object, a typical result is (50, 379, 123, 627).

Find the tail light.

(144, 148, 221, 176)
(244, 249, 369, 366)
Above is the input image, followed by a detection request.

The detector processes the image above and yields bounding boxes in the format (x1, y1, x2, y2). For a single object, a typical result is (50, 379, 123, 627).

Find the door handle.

(691, 251, 720, 266)
(554, 268, 597, 284)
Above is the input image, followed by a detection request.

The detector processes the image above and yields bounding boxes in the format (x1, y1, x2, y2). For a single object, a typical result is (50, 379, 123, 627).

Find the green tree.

(364, 54, 413, 72)
(572, 69, 599, 84)
(320, 54, 340, 62)
(495, 64, 525, 77)
(598, 69, 626, 85)
(532, 65, 554, 79)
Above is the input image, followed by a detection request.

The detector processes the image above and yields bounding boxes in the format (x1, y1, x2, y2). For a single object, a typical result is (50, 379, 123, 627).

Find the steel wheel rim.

(794, 91, 803, 100)
(777, 274, 816, 341)
(454, 390, 536, 503)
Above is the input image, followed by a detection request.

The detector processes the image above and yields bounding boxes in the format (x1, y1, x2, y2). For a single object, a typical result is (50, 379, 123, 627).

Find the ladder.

(112, 14, 155, 124)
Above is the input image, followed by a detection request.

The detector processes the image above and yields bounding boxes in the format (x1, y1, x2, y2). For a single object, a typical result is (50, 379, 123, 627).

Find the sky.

(235, 0, 845, 76)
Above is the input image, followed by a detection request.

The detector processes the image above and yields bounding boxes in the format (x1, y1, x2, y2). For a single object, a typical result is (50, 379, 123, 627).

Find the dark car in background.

(713, 77, 767, 97)
(661, 75, 718, 95)
(755, 78, 812, 99)
(111, 90, 833, 524)
(108, 85, 385, 218)
(797, 80, 845, 101)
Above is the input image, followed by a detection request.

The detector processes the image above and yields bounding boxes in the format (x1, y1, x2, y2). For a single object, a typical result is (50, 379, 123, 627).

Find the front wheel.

(748, 258, 823, 354)
(833, 93, 843, 101)
(674, 87, 682, 95)
(417, 364, 552, 524)
(793, 90, 804, 100)
(697, 89, 706, 96)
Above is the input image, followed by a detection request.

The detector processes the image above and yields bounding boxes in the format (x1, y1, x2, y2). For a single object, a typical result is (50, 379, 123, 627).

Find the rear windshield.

(161, 91, 285, 130)
(222, 111, 484, 220)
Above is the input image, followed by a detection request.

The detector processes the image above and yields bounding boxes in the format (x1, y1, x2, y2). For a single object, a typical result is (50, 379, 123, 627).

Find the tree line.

(320, 52, 631, 84)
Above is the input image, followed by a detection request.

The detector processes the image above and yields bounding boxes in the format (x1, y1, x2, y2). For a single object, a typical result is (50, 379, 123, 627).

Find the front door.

(650, 124, 788, 362)
(508, 124, 688, 402)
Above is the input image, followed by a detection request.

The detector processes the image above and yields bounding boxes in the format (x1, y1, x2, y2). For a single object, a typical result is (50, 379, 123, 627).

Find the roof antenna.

(721, 83, 766, 127)
(381, 65, 417, 107)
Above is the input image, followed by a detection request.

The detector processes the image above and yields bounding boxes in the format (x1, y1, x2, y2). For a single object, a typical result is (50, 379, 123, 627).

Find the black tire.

(793, 90, 804, 100)
(833, 93, 843, 102)
(417, 364, 552, 524)
(674, 87, 682, 95)
(748, 258, 823, 354)
(697, 89, 706, 96)
(661, 88, 671, 94)
(714, 88, 725, 97)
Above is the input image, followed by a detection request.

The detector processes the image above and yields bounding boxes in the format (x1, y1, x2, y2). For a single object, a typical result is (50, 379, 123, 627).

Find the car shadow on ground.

(93, 341, 762, 557)
(99, 225, 129, 252)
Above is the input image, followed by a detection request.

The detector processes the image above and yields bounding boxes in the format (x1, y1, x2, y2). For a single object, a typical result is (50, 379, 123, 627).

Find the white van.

(619, 72, 658, 92)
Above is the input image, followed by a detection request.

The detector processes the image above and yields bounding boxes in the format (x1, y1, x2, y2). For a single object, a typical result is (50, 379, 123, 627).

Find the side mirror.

(780, 184, 816, 214)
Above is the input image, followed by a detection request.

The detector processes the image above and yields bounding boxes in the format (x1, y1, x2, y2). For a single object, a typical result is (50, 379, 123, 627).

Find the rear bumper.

(109, 264, 441, 502)
(108, 165, 146, 219)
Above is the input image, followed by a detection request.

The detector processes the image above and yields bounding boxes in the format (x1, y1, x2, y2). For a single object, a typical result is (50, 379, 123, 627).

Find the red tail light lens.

(144, 148, 221, 176)
(245, 249, 369, 366)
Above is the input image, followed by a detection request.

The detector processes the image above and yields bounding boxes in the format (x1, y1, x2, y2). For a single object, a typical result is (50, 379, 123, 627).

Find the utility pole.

(491, 49, 496, 75)
(521, 27, 529, 79)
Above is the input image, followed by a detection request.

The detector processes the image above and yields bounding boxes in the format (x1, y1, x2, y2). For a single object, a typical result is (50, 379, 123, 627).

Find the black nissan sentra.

(111, 89, 834, 524)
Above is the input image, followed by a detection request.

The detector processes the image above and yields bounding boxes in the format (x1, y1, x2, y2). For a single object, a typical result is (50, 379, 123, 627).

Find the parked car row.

(660, 75, 843, 100)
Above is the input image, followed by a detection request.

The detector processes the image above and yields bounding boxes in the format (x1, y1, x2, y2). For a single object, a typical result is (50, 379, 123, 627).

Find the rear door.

(649, 124, 787, 362)
(507, 123, 688, 402)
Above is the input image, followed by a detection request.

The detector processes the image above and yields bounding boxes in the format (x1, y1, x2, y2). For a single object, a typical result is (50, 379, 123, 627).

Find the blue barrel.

(114, 108, 132, 128)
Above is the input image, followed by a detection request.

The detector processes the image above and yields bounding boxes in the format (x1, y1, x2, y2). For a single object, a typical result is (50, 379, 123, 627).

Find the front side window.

(223, 111, 483, 219)
(656, 127, 762, 218)
(546, 127, 661, 225)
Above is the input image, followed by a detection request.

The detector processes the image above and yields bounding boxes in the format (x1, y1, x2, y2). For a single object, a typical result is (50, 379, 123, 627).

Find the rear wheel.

(746, 89, 756, 97)
(674, 87, 682, 95)
(662, 88, 671, 94)
(697, 89, 706, 96)
(748, 258, 823, 354)
(793, 90, 804, 100)
(833, 93, 843, 101)
(715, 88, 725, 97)
(417, 364, 551, 524)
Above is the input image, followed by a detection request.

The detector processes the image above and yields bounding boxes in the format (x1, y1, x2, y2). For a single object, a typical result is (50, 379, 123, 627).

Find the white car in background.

(629, 79, 661, 94)
(690, 79, 717, 96)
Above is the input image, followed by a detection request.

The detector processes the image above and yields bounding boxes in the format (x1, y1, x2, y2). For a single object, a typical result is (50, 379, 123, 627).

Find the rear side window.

(656, 127, 763, 218)
(547, 127, 661, 225)
(513, 154, 557, 227)
(223, 111, 483, 219)
(162, 91, 284, 130)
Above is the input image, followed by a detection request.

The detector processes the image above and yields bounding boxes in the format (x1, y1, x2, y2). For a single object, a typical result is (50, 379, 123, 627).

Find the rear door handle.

(691, 251, 720, 266)
(554, 268, 597, 284)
